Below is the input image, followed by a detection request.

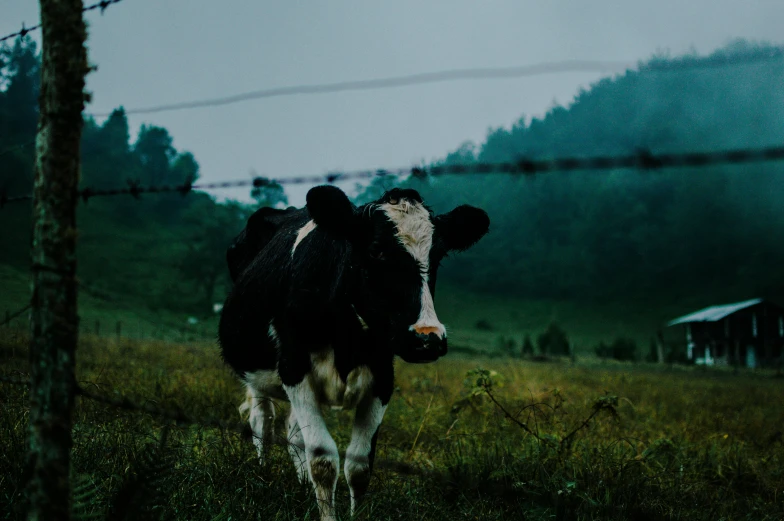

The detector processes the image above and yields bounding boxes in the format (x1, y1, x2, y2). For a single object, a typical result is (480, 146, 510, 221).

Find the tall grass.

(1, 330, 782, 520)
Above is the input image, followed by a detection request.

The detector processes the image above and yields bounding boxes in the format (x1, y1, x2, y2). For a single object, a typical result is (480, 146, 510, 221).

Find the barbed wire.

(0, 0, 124, 44)
(2, 143, 784, 208)
(0, 371, 244, 429)
(0, 304, 30, 327)
(0, 371, 428, 475)
(87, 49, 784, 118)
(0, 139, 36, 158)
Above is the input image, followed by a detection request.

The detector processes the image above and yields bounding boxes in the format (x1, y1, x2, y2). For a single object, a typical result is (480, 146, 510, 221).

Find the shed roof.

(666, 298, 763, 326)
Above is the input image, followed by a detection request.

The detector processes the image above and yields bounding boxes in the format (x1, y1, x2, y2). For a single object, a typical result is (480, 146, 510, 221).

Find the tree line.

(0, 36, 286, 315)
(2, 36, 783, 316)
(356, 39, 784, 306)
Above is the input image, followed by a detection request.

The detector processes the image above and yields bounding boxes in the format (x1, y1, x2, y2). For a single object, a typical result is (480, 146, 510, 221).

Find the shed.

(665, 298, 784, 368)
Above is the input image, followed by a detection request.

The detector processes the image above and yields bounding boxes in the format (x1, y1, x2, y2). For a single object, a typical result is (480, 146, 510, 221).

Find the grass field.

(1, 258, 707, 359)
(1, 329, 783, 521)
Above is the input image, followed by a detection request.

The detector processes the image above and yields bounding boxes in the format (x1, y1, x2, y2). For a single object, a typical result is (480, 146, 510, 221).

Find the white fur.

(310, 349, 374, 410)
(292, 220, 317, 257)
(352, 305, 370, 331)
(381, 200, 446, 338)
(380, 200, 433, 269)
(244, 370, 286, 400)
(244, 348, 376, 520)
(412, 282, 446, 338)
(268, 320, 280, 346)
(345, 397, 387, 514)
(243, 348, 375, 409)
(287, 409, 308, 482)
(284, 378, 340, 521)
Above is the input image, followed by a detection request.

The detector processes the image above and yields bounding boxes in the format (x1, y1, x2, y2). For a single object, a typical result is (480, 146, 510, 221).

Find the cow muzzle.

(398, 329, 448, 364)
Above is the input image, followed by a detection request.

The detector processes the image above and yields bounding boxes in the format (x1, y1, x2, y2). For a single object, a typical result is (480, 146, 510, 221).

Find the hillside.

(3, 37, 784, 357)
(357, 39, 784, 307)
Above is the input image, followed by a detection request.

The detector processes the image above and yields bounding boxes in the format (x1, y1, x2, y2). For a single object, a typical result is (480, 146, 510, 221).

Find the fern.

(71, 472, 105, 521)
(105, 425, 174, 521)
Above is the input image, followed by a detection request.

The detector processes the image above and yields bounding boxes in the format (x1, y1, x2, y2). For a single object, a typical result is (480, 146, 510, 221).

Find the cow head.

(307, 185, 489, 364)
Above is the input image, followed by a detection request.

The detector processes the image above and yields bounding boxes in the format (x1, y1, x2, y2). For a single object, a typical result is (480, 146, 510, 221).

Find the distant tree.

(595, 337, 638, 362)
(170, 152, 200, 186)
(0, 36, 40, 140)
(537, 323, 570, 356)
(521, 335, 535, 357)
(251, 178, 288, 208)
(177, 199, 253, 313)
(352, 175, 399, 205)
(0, 36, 40, 194)
(645, 338, 659, 363)
(134, 125, 175, 186)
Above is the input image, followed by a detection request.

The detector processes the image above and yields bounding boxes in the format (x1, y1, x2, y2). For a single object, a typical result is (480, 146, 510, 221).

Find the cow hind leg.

(345, 396, 387, 516)
(240, 386, 275, 463)
(286, 408, 308, 482)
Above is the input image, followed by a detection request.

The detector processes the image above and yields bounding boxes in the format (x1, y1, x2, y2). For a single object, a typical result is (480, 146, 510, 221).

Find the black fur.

(218, 186, 489, 406)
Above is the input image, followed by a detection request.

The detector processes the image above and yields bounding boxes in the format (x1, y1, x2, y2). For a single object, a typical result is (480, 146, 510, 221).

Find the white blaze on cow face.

(380, 200, 446, 339)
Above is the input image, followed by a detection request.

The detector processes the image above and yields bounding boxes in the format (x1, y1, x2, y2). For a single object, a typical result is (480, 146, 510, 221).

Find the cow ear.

(306, 185, 358, 240)
(435, 205, 490, 252)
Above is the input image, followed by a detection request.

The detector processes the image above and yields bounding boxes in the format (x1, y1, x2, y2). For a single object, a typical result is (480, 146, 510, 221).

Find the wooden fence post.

(25, 1, 88, 520)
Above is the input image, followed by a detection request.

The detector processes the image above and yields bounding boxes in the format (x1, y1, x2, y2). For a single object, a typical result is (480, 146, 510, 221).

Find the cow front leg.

(286, 407, 308, 483)
(344, 395, 387, 515)
(284, 379, 339, 521)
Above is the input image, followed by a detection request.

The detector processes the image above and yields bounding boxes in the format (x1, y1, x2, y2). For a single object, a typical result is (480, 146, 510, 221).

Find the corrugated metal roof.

(666, 298, 763, 326)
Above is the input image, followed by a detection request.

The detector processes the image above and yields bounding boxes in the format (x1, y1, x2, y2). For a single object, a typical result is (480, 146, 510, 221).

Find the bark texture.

(26, 1, 88, 520)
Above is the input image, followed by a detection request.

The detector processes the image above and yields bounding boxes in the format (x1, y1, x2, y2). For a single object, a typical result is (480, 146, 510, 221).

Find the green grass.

(1, 330, 783, 521)
(1, 258, 698, 357)
(0, 263, 216, 342)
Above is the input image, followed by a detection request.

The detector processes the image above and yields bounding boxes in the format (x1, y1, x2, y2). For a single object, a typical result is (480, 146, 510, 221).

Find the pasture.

(1, 329, 783, 521)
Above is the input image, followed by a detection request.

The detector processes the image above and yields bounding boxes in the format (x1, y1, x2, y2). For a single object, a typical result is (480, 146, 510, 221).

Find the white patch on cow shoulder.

(291, 219, 317, 257)
(380, 200, 446, 338)
(309, 348, 374, 410)
(268, 320, 280, 347)
(352, 305, 369, 331)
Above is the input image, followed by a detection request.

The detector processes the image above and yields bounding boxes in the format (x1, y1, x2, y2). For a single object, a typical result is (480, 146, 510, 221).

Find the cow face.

(306, 185, 489, 363)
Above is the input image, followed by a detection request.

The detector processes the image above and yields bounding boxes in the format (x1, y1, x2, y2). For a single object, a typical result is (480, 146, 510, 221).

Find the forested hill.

(357, 40, 784, 306)
(0, 36, 286, 316)
(2, 35, 784, 319)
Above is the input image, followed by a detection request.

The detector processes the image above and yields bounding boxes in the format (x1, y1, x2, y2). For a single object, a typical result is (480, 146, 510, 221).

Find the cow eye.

(369, 250, 385, 261)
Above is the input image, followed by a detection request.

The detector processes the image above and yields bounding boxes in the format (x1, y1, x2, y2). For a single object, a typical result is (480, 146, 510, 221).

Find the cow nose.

(414, 331, 448, 356)
(413, 325, 443, 339)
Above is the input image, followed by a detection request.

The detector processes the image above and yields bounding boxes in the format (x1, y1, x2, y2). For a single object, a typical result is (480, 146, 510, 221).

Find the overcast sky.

(4, 0, 784, 206)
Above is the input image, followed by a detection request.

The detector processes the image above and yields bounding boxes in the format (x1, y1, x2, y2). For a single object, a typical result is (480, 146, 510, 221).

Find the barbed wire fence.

(3, 2, 784, 518)
(0, 0, 124, 44)
(1, 144, 783, 208)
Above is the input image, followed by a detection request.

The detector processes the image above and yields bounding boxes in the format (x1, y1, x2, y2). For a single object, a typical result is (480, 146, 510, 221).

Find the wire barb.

(1, 143, 783, 208)
(0, 304, 31, 327)
(0, 0, 124, 43)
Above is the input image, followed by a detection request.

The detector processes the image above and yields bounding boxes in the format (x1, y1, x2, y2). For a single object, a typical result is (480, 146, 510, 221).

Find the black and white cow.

(218, 185, 489, 520)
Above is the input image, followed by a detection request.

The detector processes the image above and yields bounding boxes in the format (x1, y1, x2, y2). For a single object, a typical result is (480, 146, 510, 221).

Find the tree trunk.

(26, 2, 88, 520)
